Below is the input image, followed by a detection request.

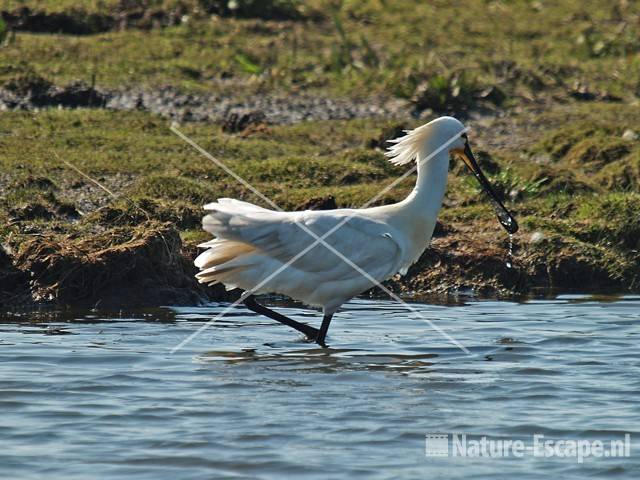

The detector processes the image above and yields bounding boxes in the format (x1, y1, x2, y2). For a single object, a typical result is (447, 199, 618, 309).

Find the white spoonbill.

(195, 116, 518, 345)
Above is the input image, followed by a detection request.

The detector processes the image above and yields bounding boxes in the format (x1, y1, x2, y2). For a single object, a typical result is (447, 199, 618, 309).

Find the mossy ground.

(2, 1, 640, 101)
(1, 1, 639, 305)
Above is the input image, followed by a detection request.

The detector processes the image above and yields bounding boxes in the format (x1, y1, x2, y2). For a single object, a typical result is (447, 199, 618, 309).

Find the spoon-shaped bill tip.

(460, 143, 519, 235)
(494, 202, 519, 234)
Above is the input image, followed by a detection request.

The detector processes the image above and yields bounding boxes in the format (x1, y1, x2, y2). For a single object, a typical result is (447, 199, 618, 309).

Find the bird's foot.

(302, 332, 328, 348)
(314, 334, 328, 348)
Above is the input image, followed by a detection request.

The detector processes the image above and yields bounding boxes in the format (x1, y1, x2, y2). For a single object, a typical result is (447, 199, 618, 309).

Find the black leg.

(316, 314, 333, 347)
(243, 295, 319, 340)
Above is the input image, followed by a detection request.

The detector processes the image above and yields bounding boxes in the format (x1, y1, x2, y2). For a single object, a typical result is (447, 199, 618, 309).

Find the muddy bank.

(0, 247, 30, 307)
(0, 82, 412, 124)
(1, 104, 639, 308)
(2, 7, 124, 35)
(107, 87, 412, 124)
(1, 220, 636, 309)
(0, 78, 108, 110)
(382, 227, 637, 298)
(0, 222, 237, 309)
(1, 2, 306, 35)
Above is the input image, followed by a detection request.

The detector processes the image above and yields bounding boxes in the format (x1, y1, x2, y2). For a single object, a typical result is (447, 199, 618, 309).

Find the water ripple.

(0, 295, 638, 479)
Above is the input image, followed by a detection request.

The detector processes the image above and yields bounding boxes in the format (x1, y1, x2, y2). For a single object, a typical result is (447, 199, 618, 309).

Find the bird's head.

(385, 116, 518, 234)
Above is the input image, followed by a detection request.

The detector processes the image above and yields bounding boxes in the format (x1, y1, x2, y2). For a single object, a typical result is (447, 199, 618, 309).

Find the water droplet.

(506, 233, 514, 269)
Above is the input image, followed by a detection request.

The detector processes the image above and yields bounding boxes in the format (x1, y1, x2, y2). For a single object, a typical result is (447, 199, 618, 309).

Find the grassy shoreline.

(1, 102, 639, 307)
(1, 1, 639, 307)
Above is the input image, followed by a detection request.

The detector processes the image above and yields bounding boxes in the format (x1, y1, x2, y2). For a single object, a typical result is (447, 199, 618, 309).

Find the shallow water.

(1, 295, 639, 479)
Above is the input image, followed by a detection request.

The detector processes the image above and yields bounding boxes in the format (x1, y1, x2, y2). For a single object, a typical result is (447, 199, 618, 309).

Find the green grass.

(1, 103, 638, 242)
(2, 0, 640, 293)
(0, 110, 412, 212)
(2, 0, 639, 102)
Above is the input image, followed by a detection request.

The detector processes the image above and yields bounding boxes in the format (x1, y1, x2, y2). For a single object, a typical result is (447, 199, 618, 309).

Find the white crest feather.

(384, 123, 432, 166)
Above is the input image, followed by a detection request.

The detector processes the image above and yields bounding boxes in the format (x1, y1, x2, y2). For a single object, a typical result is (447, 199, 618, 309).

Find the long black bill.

(462, 143, 519, 234)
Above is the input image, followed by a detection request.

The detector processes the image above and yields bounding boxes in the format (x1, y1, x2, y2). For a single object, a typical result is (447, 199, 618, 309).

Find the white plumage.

(195, 116, 472, 316)
(195, 199, 406, 314)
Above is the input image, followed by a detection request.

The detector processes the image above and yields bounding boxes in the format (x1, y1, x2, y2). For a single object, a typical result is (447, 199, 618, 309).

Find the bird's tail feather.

(194, 238, 255, 287)
(196, 198, 283, 288)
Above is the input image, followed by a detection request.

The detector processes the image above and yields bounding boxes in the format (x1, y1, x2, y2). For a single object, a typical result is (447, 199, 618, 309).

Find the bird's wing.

(202, 201, 403, 281)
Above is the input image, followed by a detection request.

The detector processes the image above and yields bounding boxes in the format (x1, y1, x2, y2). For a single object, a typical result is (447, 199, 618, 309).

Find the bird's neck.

(402, 149, 450, 219)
